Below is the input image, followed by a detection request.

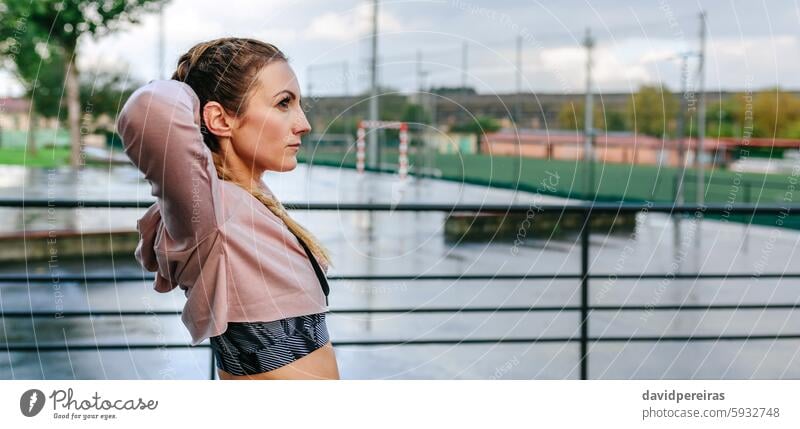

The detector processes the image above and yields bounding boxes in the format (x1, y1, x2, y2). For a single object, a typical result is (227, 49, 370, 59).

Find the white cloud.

(705, 35, 798, 89)
(539, 44, 651, 92)
(305, 5, 405, 41)
(4, 2, 800, 96)
(305, 12, 355, 40)
(77, 0, 302, 82)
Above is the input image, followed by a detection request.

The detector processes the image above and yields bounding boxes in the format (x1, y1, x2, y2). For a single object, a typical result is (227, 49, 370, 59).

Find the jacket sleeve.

(117, 79, 224, 250)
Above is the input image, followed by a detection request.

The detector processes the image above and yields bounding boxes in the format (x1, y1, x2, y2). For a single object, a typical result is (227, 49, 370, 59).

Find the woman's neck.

(212, 150, 264, 190)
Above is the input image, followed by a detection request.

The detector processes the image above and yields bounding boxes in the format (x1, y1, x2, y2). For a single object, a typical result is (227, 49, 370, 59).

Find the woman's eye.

(277, 97, 291, 108)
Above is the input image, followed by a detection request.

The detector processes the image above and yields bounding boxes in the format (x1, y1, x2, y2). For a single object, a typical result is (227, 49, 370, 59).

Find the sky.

(1, 0, 799, 97)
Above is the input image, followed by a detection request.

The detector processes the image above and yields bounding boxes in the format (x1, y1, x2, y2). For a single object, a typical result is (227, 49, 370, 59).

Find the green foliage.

(450, 116, 501, 134)
(702, 89, 800, 138)
(429, 86, 477, 95)
(557, 101, 627, 131)
(1, 0, 168, 49)
(784, 121, 800, 139)
(627, 84, 678, 137)
(401, 103, 431, 125)
(0, 0, 168, 156)
(449, 116, 500, 154)
(80, 68, 140, 126)
(377, 93, 411, 121)
(749, 88, 800, 138)
(0, 16, 66, 119)
(320, 116, 360, 135)
(604, 110, 627, 131)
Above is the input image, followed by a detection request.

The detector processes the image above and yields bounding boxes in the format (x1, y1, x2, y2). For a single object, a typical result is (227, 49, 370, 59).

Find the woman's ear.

(203, 101, 236, 138)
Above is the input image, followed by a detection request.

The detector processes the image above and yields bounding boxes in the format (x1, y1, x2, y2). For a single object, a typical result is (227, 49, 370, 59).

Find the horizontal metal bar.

(2, 272, 799, 283)
(594, 304, 800, 311)
(3, 303, 800, 318)
(4, 334, 800, 351)
(329, 304, 800, 312)
(2, 344, 211, 351)
(1, 311, 184, 317)
(0, 199, 797, 214)
(332, 335, 800, 345)
(0, 199, 156, 209)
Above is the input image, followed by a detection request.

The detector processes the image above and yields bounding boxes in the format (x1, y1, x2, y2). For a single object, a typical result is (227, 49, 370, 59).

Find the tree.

(749, 88, 800, 138)
(0, 34, 68, 155)
(80, 66, 139, 126)
(450, 116, 501, 154)
(80, 66, 140, 148)
(626, 84, 678, 137)
(430, 86, 477, 96)
(705, 89, 800, 138)
(604, 110, 627, 131)
(704, 95, 741, 138)
(556, 101, 626, 132)
(0, 0, 169, 167)
(401, 103, 430, 125)
(376, 92, 410, 121)
(317, 116, 359, 136)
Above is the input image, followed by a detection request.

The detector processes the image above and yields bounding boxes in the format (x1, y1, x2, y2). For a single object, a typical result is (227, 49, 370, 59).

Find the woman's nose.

(295, 111, 311, 136)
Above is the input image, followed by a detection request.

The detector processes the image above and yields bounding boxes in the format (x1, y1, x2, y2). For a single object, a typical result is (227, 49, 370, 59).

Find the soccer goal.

(355, 120, 409, 180)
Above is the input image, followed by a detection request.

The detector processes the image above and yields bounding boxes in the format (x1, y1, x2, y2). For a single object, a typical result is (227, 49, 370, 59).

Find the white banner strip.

(1, 380, 798, 428)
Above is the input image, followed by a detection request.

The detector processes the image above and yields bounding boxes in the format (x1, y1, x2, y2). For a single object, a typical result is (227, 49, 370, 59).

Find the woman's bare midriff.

(217, 341, 340, 380)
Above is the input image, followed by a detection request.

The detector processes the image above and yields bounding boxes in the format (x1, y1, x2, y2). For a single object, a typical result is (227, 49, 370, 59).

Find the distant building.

(0, 96, 67, 149)
(481, 128, 800, 169)
(423, 131, 478, 154)
(0, 97, 31, 131)
(306, 90, 766, 132)
(0, 97, 59, 131)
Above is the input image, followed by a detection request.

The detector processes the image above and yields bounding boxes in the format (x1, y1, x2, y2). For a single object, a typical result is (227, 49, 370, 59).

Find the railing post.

(210, 349, 216, 380)
(580, 206, 591, 380)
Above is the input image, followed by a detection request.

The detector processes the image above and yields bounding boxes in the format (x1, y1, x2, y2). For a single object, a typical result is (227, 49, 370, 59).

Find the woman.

(117, 37, 340, 380)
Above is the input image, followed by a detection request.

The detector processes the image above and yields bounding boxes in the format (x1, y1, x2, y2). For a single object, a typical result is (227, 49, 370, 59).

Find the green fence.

(298, 145, 800, 229)
(0, 129, 70, 148)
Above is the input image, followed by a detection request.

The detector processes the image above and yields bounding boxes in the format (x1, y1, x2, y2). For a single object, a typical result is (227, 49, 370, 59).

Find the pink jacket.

(117, 79, 329, 346)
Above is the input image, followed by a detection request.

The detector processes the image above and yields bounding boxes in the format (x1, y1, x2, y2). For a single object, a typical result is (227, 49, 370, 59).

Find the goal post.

(356, 120, 409, 180)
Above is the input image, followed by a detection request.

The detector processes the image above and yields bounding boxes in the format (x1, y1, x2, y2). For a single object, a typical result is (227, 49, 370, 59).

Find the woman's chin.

(275, 156, 298, 172)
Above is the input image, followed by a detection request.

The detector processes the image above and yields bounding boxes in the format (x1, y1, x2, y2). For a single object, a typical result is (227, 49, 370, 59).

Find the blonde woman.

(117, 37, 339, 380)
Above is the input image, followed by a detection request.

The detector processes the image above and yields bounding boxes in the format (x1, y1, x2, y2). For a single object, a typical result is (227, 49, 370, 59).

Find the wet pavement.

(0, 164, 798, 379)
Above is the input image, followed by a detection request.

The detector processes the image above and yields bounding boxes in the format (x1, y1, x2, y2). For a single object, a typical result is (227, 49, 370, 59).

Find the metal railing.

(1, 198, 799, 379)
(674, 174, 796, 204)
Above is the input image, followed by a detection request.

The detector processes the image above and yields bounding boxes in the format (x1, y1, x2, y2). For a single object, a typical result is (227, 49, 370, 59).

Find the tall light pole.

(367, 0, 380, 170)
(515, 35, 523, 125)
(306, 65, 312, 98)
(674, 53, 690, 205)
(158, 2, 165, 79)
(583, 28, 595, 198)
(696, 10, 707, 204)
(342, 62, 349, 96)
(461, 41, 468, 93)
(416, 50, 423, 103)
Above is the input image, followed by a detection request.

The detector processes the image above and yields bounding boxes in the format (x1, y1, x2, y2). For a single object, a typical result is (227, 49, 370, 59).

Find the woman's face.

(229, 60, 311, 173)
